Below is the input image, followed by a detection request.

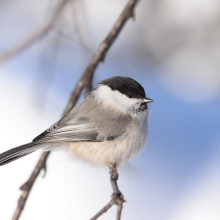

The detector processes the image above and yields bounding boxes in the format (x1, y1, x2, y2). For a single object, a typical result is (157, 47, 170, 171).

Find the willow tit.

(0, 76, 152, 166)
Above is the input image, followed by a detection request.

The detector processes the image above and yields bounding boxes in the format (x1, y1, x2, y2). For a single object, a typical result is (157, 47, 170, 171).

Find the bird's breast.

(67, 112, 149, 166)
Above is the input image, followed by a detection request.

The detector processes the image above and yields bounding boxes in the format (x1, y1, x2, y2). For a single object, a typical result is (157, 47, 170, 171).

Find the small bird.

(0, 76, 152, 167)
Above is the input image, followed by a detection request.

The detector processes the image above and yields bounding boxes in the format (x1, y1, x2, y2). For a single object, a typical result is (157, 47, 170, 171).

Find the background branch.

(12, 0, 141, 219)
(0, 0, 68, 66)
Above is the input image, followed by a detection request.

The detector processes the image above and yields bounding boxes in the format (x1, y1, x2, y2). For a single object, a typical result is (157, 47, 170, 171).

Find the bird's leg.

(108, 163, 120, 194)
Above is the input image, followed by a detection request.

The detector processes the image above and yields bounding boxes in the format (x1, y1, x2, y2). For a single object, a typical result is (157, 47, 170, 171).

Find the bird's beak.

(143, 98, 153, 103)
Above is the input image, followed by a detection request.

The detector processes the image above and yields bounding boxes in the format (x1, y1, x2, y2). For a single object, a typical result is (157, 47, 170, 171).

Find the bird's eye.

(126, 93, 132, 98)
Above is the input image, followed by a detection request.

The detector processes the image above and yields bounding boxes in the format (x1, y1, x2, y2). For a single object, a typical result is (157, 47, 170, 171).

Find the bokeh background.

(0, 0, 220, 219)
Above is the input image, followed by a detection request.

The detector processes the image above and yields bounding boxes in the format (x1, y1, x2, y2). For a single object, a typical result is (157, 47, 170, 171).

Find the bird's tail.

(0, 143, 43, 166)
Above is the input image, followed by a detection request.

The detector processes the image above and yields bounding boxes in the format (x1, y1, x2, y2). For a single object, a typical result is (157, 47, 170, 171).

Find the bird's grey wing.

(33, 117, 99, 142)
(33, 98, 90, 142)
(33, 95, 132, 143)
(33, 116, 130, 143)
(33, 114, 70, 142)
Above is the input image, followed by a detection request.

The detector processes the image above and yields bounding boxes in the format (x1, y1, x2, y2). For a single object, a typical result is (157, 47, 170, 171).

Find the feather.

(32, 92, 132, 143)
(0, 143, 42, 166)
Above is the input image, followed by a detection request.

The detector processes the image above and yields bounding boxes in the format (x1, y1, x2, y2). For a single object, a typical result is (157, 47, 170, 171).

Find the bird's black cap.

(99, 76, 146, 99)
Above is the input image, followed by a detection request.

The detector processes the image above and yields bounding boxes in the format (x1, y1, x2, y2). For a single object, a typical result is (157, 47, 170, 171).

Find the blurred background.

(0, 0, 220, 219)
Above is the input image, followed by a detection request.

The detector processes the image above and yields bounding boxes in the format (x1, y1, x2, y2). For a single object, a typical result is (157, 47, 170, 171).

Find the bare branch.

(91, 164, 125, 220)
(12, 0, 140, 219)
(71, 0, 92, 51)
(90, 200, 115, 220)
(0, 0, 69, 65)
(12, 152, 50, 220)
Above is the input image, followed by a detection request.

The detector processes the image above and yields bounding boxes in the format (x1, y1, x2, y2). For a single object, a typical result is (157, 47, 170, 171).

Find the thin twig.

(90, 200, 115, 220)
(91, 164, 125, 220)
(0, 0, 69, 65)
(12, 152, 49, 220)
(71, 0, 91, 51)
(12, 0, 140, 219)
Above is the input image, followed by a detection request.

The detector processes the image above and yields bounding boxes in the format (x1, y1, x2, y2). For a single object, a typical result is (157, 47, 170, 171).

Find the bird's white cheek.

(94, 85, 138, 114)
(112, 91, 139, 111)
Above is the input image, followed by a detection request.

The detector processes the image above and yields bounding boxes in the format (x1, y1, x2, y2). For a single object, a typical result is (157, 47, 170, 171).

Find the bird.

(0, 76, 153, 167)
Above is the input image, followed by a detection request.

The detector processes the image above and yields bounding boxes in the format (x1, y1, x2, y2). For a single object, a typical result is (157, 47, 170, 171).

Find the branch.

(12, 0, 141, 219)
(0, 0, 68, 66)
(12, 152, 49, 220)
(91, 164, 125, 220)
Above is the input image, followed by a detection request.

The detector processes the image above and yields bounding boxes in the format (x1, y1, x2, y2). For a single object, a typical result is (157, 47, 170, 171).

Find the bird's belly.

(67, 124, 148, 166)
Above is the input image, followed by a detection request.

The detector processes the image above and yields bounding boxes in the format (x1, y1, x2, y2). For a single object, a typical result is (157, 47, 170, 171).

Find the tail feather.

(0, 143, 41, 166)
